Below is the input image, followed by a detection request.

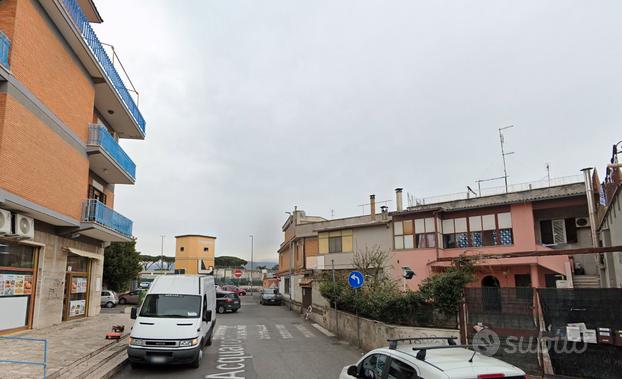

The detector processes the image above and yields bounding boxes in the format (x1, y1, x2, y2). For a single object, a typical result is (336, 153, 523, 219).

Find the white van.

(128, 275, 216, 368)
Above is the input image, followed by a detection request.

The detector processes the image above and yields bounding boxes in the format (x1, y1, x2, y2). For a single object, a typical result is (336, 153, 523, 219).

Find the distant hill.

(244, 261, 278, 270)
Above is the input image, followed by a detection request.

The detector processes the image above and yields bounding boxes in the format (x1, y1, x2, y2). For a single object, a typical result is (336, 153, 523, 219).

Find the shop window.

(0, 243, 36, 332)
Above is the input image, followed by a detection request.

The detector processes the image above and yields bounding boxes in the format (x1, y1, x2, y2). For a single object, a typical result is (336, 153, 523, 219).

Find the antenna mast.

(498, 125, 515, 193)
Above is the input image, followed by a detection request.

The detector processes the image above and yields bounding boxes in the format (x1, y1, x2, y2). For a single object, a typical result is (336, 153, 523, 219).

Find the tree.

(352, 245, 396, 291)
(215, 256, 248, 268)
(271, 264, 279, 271)
(418, 255, 476, 315)
(103, 241, 142, 292)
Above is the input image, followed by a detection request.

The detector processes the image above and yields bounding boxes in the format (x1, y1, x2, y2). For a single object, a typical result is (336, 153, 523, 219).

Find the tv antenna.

(498, 125, 515, 193)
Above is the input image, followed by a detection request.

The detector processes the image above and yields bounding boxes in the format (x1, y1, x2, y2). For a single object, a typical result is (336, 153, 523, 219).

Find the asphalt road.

(113, 296, 362, 379)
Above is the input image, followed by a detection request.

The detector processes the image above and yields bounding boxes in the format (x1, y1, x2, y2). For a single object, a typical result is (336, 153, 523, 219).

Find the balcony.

(80, 199, 133, 241)
(39, 0, 146, 139)
(87, 124, 136, 184)
(0, 31, 9, 80)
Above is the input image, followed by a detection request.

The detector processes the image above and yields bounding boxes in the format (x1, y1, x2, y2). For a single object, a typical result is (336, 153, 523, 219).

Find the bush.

(418, 256, 476, 316)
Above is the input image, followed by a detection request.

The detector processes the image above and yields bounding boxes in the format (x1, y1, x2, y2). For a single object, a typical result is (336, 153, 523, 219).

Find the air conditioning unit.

(576, 217, 590, 228)
(0, 209, 11, 234)
(13, 214, 34, 239)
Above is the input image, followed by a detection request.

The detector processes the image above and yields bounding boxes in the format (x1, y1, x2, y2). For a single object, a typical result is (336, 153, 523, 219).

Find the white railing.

(413, 175, 584, 206)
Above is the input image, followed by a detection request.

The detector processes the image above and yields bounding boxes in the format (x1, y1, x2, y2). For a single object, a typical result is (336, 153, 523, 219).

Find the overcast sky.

(93, 0, 622, 261)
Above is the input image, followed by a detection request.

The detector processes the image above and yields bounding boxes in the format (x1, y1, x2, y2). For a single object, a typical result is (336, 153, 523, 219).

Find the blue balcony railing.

(0, 32, 9, 68)
(88, 124, 136, 180)
(82, 199, 133, 237)
(61, 0, 146, 135)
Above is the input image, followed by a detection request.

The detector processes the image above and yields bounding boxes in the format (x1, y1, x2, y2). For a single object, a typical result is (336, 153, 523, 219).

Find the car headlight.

(129, 338, 145, 346)
(179, 338, 199, 347)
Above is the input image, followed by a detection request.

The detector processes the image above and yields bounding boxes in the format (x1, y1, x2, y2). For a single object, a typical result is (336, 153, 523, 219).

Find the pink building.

(390, 181, 595, 290)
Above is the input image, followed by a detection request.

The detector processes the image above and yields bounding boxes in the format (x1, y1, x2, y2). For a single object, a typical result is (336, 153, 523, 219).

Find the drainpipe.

(581, 168, 605, 286)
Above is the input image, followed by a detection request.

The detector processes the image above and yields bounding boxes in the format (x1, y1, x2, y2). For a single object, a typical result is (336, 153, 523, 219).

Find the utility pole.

(249, 234, 254, 296)
(498, 125, 515, 193)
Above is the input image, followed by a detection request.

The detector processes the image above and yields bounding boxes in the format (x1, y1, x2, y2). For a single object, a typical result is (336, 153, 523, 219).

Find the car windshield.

(139, 294, 201, 318)
(262, 289, 277, 294)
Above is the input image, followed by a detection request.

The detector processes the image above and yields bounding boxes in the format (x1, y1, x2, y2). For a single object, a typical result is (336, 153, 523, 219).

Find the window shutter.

(552, 219, 567, 244)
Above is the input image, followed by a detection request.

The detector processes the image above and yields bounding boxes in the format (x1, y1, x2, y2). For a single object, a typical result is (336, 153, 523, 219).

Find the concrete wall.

(601, 188, 622, 287)
(353, 224, 392, 254)
(311, 307, 459, 352)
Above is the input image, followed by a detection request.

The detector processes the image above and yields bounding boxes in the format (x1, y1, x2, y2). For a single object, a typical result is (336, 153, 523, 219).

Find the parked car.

(339, 337, 526, 379)
(220, 285, 246, 296)
(100, 290, 118, 308)
(118, 289, 145, 305)
(128, 275, 216, 368)
(216, 291, 241, 313)
(259, 288, 283, 305)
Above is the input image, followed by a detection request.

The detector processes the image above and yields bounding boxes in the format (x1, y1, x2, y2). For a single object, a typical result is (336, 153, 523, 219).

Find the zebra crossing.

(213, 322, 317, 340)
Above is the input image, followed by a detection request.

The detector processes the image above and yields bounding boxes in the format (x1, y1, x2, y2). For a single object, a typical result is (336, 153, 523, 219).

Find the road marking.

(236, 325, 247, 340)
(293, 324, 315, 338)
(312, 323, 335, 337)
(213, 325, 227, 340)
(257, 324, 271, 340)
(275, 324, 293, 339)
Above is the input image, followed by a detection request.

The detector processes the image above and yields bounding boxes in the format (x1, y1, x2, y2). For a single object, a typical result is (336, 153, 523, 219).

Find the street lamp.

(249, 234, 254, 295)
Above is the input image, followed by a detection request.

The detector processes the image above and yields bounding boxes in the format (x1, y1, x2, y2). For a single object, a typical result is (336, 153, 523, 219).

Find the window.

(180, 247, 185, 252)
(319, 230, 352, 254)
(442, 212, 512, 248)
(203, 247, 209, 252)
(540, 218, 577, 245)
(360, 354, 388, 378)
(329, 237, 342, 253)
(87, 184, 107, 205)
(388, 358, 418, 379)
(394, 218, 436, 250)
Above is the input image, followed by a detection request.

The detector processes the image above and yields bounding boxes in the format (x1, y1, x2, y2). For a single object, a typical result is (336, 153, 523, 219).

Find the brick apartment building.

(0, 0, 145, 333)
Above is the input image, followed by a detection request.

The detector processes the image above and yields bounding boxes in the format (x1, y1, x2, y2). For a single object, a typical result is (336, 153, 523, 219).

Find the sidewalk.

(0, 312, 132, 379)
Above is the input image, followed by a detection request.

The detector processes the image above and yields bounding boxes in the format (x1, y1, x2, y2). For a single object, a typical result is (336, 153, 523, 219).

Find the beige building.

(175, 235, 216, 275)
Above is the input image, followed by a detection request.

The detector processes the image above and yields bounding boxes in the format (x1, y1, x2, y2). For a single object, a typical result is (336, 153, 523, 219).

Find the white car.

(339, 337, 526, 379)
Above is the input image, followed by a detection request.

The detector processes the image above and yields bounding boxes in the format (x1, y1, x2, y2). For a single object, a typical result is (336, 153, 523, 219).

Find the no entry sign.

(233, 268, 244, 278)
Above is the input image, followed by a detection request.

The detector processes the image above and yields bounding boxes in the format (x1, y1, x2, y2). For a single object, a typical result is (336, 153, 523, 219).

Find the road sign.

(348, 271, 364, 289)
(233, 268, 244, 278)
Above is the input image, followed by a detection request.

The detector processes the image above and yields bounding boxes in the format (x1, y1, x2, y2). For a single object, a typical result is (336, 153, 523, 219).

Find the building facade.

(175, 235, 216, 275)
(0, 0, 144, 333)
(390, 182, 594, 290)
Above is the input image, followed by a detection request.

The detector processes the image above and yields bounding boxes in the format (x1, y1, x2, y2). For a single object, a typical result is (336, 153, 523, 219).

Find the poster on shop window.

(70, 300, 86, 316)
(0, 274, 30, 296)
(71, 277, 87, 294)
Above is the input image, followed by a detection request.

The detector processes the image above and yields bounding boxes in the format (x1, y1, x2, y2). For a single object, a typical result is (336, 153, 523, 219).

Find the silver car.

(101, 290, 118, 308)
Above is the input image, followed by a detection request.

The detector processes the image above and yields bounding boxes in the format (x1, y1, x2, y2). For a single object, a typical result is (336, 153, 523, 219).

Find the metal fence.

(61, 0, 146, 134)
(0, 336, 47, 378)
(88, 124, 136, 180)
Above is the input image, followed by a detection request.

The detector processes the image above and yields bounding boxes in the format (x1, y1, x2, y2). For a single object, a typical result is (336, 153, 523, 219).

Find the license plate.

(150, 356, 167, 363)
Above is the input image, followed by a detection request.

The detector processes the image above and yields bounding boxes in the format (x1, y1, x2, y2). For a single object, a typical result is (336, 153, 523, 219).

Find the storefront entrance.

(62, 255, 91, 321)
(0, 242, 38, 333)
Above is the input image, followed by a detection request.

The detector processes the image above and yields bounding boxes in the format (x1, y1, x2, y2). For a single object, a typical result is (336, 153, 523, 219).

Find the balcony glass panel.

(0, 32, 9, 68)
(82, 199, 133, 237)
(62, 0, 146, 134)
(88, 125, 136, 180)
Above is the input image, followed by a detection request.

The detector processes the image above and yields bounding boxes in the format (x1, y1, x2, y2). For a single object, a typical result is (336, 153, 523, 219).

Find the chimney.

(381, 205, 389, 221)
(395, 188, 403, 212)
(370, 194, 376, 220)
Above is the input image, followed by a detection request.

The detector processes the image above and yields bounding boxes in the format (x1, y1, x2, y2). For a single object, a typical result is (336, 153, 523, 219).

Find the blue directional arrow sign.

(348, 271, 365, 289)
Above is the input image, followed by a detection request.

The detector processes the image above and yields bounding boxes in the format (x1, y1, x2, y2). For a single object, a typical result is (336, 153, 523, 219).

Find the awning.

(65, 247, 103, 260)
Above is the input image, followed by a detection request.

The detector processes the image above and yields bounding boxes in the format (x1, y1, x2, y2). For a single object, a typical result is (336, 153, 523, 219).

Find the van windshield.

(139, 294, 201, 318)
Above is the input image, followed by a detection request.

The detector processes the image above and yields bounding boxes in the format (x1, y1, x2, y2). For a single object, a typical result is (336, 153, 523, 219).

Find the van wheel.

(217, 305, 225, 314)
(190, 348, 203, 369)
